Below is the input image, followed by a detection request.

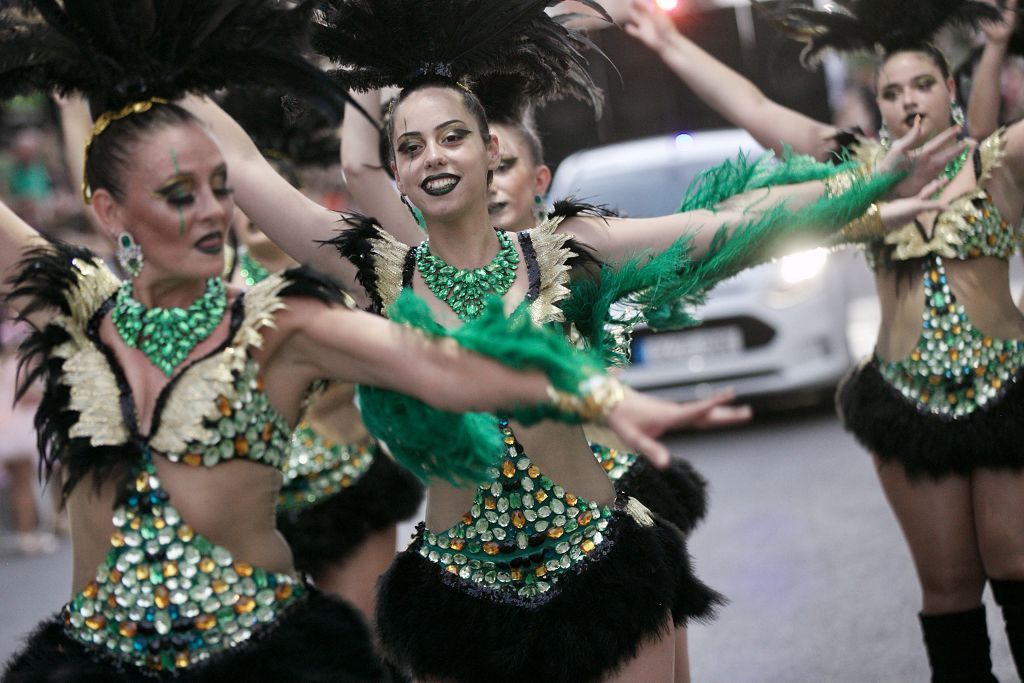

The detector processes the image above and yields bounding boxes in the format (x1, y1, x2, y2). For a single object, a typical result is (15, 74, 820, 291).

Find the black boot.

(991, 579, 1024, 677)
(919, 606, 998, 682)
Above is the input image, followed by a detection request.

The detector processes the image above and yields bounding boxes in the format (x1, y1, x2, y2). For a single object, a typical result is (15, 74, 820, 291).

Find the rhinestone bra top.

(867, 129, 1020, 268)
(277, 423, 376, 512)
(59, 261, 295, 471)
(876, 256, 1024, 419)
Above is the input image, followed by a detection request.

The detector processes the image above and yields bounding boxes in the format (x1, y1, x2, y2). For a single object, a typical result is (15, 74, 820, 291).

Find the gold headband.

(82, 97, 169, 204)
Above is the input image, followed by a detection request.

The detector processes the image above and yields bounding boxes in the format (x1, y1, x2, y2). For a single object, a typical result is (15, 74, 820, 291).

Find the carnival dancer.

(0, 2, 696, 680)
(339, 72, 749, 683)
(626, 0, 1024, 679)
(185, 2, 953, 679)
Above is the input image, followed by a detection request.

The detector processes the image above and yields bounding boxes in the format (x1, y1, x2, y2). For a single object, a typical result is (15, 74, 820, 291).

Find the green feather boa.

(564, 150, 899, 365)
(357, 291, 605, 485)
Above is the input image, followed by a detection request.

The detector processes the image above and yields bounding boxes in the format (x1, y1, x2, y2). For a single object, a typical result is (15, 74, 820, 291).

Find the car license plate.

(634, 327, 744, 364)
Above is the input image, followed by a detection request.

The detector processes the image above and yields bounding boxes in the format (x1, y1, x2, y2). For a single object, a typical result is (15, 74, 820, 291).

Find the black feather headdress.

(768, 0, 1004, 67)
(0, 0, 347, 123)
(311, 0, 608, 111)
(217, 88, 340, 171)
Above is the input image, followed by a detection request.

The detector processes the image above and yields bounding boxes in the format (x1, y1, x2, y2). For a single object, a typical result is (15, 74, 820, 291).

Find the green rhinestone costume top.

(277, 423, 376, 512)
(857, 130, 1024, 418)
(7, 245, 326, 674)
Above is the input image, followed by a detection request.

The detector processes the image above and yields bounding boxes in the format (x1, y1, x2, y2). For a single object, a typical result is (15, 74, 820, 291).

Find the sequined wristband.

(837, 203, 886, 243)
(546, 375, 626, 424)
(823, 170, 860, 198)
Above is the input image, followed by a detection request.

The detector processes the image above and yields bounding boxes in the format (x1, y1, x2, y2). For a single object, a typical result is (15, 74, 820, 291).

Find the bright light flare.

(779, 248, 828, 285)
(656, 0, 680, 11)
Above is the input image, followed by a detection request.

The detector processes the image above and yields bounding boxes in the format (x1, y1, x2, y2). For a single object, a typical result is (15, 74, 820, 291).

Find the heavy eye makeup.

(151, 167, 233, 206)
(497, 156, 518, 174)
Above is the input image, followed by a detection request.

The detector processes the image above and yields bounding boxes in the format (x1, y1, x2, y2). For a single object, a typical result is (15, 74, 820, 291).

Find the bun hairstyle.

(0, 0, 349, 200)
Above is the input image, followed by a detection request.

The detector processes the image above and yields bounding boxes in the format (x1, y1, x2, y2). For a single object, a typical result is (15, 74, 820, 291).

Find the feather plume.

(312, 0, 606, 111)
(764, 0, 1004, 67)
(0, 0, 348, 122)
(217, 87, 340, 169)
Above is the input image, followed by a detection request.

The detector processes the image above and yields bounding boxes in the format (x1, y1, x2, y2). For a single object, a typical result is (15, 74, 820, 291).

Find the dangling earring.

(401, 194, 427, 231)
(116, 232, 144, 278)
(950, 99, 966, 128)
(533, 194, 549, 223)
(879, 123, 892, 149)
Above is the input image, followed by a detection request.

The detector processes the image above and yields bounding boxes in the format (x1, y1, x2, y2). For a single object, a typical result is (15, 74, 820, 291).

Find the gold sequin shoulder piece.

(149, 274, 288, 455)
(369, 229, 412, 312)
(977, 127, 1008, 189)
(52, 257, 127, 447)
(527, 215, 573, 326)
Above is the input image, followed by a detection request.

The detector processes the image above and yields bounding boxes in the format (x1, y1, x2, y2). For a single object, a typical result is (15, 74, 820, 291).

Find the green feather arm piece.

(562, 149, 900, 366)
(356, 290, 606, 485)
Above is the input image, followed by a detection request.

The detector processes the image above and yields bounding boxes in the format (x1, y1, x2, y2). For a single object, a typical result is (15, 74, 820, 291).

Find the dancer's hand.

(879, 177, 954, 231)
(607, 387, 751, 467)
(879, 119, 968, 199)
(980, 0, 1017, 45)
(623, 0, 680, 54)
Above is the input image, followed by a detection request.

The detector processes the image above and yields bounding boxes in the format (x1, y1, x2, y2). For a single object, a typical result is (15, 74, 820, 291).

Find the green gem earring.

(116, 232, 144, 278)
(533, 194, 548, 223)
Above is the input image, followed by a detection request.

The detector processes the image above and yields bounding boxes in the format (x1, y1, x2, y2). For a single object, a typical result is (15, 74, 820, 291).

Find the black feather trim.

(277, 448, 424, 577)
(0, 0, 348, 123)
(278, 265, 349, 307)
(312, 0, 605, 113)
(3, 590, 387, 682)
(767, 0, 1004, 66)
(319, 215, 391, 314)
(5, 241, 138, 499)
(837, 358, 1024, 479)
(376, 508, 720, 682)
(616, 456, 709, 537)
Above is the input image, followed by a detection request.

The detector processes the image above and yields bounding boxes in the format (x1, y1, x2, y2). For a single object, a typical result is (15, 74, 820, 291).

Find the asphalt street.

(0, 407, 1016, 682)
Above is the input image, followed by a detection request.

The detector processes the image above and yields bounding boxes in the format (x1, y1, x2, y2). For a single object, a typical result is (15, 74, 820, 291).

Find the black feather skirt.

(3, 589, 388, 682)
(837, 358, 1024, 479)
(375, 500, 722, 683)
(276, 448, 425, 577)
(592, 442, 709, 537)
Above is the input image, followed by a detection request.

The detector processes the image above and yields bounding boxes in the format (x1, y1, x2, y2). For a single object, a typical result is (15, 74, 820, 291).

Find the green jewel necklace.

(112, 278, 228, 376)
(238, 248, 271, 286)
(415, 230, 520, 320)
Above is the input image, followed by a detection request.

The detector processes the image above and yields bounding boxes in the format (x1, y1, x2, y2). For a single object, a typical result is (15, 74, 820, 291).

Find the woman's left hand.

(606, 386, 751, 467)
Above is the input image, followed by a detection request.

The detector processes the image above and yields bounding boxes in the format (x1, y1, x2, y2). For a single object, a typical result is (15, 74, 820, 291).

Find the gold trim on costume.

(150, 273, 287, 455)
(51, 257, 126, 447)
(526, 215, 573, 326)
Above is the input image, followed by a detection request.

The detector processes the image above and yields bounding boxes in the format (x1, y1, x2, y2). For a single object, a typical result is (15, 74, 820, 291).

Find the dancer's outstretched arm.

(967, 0, 1018, 140)
(340, 88, 421, 237)
(624, 0, 837, 160)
